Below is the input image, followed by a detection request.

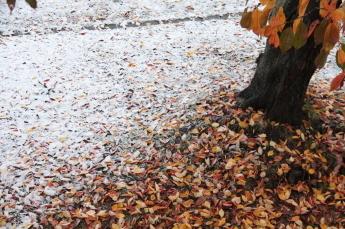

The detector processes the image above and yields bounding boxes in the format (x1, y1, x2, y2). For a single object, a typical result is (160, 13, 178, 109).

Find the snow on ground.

(0, 0, 341, 227)
(0, 0, 246, 36)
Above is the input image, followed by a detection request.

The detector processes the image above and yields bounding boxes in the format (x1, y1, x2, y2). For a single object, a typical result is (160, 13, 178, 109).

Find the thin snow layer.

(0, 0, 245, 35)
(0, 19, 262, 226)
(0, 1, 341, 226)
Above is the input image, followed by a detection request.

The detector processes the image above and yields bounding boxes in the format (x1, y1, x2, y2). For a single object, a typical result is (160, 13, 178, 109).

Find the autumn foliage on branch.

(241, 0, 345, 91)
(6, 0, 37, 12)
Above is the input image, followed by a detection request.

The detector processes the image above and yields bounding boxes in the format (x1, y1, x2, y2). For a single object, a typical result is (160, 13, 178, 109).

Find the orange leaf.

(293, 18, 301, 34)
(330, 72, 345, 91)
(298, 0, 310, 17)
(271, 7, 286, 32)
(268, 32, 280, 48)
(320, 0, 337, 18)
(265, 7, 286, 39)
(337, 48, 345, 65)
(259, 0, 276, 9)
(251, 9, 264, 35)
(330, 8, 345, 21)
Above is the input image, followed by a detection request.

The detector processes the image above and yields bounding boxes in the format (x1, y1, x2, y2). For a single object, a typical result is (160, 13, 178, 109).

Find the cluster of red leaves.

(34, 83, 344, 228)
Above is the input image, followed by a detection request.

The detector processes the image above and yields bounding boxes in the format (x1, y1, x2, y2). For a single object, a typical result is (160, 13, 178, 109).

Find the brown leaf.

(7, 0, 16, 12)
(25, 0, 37, 9)
(330, 72, 345, 91)
(240, 9, 252, 29)
(277, 185, 291, 200)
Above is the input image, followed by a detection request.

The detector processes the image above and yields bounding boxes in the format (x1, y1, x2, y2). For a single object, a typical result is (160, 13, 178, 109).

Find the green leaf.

(314, 19, 329, 45)
(315, 49, 329, 69)
(280, 27, 294, 52)
(25, 0, 37, 9)
(293, 22, 308, 49)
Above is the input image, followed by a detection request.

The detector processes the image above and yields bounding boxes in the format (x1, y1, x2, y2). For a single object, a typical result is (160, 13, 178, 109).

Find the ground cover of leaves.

(23, 81, 344, 229)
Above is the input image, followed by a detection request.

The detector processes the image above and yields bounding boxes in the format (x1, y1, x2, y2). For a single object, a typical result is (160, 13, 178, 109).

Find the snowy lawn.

(0, 0, 341, 227)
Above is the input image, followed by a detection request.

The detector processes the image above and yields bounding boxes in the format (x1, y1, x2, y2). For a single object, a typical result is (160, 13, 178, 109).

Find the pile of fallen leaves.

(36, 83, 344, 228)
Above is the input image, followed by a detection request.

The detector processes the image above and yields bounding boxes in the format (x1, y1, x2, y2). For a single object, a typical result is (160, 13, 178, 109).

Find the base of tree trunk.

(237, 40, 321, 125)
(237, 0, 324, 125)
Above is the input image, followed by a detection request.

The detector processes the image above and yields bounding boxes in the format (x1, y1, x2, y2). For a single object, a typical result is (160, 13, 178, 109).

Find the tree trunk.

(237, 0, 322, 125)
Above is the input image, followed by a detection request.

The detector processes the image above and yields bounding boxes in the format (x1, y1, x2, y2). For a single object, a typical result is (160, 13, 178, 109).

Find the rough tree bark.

(237, 0, 324, 125)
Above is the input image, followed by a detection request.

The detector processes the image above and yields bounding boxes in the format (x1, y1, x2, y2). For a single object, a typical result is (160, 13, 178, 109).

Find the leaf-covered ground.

(34, 82, 344, 228)
(0, 1, 344, 228)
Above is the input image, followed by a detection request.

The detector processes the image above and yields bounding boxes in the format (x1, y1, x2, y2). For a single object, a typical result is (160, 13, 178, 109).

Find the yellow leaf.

(132, 165, 145, 174)
(173, 223, 192, 229)
(186, 50, 195, 57)
(203, 201, 211, 208)
(97, 210, 108, 217)
(216, 218, 226, 227)
(111, 203, 125, 211)
(239, 120, 249, 128)
(0, 216, 6, 227)
(308, 168, 315, 174)
(168, 191, 179, 201)
(212, 146, 222, 153)
(114, 212, 125, 219)
(111, 224, 121, 229)
(267, 150, 274, 157)
(253, 208, 268, 218)
(175, 170, 187, 178)
(277, 185, 291, 200)
(136, 200, 147, 209)
(219, 209, 225, 217)
(225, 158, 236, 170)
(182, 199, 193, 208)
(314, 189, 326, 202)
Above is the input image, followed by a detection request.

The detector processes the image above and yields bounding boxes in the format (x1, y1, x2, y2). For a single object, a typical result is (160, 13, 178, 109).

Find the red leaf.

(330, 72, 345, 91)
